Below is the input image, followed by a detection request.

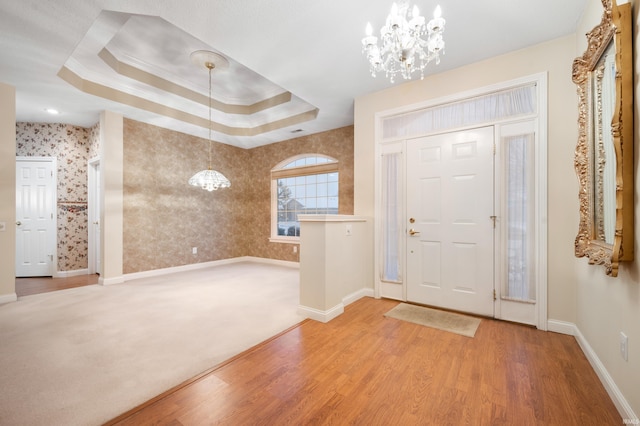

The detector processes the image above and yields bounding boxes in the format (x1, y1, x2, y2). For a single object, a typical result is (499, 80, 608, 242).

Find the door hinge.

(493, 289, 497, 301)
(493, 143, 496, 155)
(51, 213, 53, 219)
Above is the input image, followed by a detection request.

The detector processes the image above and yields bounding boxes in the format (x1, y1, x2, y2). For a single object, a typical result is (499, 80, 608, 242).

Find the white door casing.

(15, 157, 56, 277)
(406, 127, 495, 317)
(88, 158, 101, 275)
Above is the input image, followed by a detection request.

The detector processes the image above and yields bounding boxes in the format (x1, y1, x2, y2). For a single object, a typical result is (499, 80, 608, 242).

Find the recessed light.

(45, 108, 59, 115)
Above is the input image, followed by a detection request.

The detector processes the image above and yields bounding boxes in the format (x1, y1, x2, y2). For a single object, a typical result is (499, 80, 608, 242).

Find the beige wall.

(573, 0, 640, 416)
(122, 120, 354, 272)
(0, 83, 16, 301)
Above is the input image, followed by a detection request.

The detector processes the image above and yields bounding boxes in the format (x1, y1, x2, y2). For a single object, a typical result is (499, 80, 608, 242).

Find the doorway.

(375, 75, 547, 329)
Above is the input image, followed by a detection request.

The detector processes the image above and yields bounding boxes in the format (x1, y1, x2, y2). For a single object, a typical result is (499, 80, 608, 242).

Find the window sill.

(269, 237, 300, 244)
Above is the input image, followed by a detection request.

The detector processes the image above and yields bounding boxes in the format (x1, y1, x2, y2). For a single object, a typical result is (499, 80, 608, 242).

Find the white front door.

(16, 158, 56, 277)
(406, 127, 495, 316)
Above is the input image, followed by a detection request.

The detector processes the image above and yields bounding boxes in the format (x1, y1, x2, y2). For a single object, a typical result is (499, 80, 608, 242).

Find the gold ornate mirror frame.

(573, 0, 633, 277)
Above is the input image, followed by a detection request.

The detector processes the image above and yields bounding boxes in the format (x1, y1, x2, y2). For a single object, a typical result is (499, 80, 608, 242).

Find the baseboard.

(0, 293, 18, 305)
(299, 289, 375, 323)
(99, 276, 125, 286)
(238, 256, 299, 269)
(547, 319, 576, 336)
(123, 257, 299, 282)
(548, 318, 637, 422)
(298, 304, 344, 323)
(54, 268, 89, 278)
(343, 287, 374, 306)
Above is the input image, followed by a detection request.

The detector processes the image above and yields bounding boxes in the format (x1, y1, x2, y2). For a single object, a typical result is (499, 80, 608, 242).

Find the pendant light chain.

(208, 63, 213, 170)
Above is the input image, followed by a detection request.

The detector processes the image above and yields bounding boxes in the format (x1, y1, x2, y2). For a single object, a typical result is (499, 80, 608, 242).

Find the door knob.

(16, 221, 21, 226)
(409, 228, 420, 236)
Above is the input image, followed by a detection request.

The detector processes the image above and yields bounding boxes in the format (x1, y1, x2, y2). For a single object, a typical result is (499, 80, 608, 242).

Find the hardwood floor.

(108, 297, 621, 425)
(15, 274, 99, 297)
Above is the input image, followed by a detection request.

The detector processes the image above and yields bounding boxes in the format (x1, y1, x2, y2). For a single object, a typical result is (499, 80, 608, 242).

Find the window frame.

(270, 154, 339, 243)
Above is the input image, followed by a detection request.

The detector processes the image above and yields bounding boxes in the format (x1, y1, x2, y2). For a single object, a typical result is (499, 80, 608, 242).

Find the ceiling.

(0, 0, 587, 149)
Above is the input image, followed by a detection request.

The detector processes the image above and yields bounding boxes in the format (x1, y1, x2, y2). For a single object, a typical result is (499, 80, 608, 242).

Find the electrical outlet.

(620, 332, 628, 362)
(345, 224, 352, 236)
(192, 247, 197, 255)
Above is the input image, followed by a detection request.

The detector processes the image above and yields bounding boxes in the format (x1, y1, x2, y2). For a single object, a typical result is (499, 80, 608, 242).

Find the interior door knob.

(409, 228, 420, 236)
(16, 221, 21, 226)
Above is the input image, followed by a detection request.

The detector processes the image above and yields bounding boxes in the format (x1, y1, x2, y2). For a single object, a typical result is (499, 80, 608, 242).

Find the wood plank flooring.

(108, 297, 621, 425)
(15, 274, 99, 297)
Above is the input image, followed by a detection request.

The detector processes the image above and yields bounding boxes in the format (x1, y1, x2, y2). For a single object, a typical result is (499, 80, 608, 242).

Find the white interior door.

(88, 158, 101, 275)
(16, 158, 56, 277)
(406, 127, 495, 317)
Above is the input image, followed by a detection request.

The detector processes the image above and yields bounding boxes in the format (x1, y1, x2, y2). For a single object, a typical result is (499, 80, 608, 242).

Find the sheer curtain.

(381, 153, 402, 282)
(505, 134, 535, 301)
(383, 84, 536, 140)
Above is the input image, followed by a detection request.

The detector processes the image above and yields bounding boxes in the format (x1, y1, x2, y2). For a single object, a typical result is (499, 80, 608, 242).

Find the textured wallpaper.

(16, 122, 99, 272)
(245, 126, 355, 262)
(16, 119, 354, 275)
(123, 119, 249, 273)
(123, 120, 354, 272)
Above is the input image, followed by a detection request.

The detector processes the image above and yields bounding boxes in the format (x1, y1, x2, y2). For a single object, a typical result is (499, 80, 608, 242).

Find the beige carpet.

(384, 303, 481, 337)
(0, 261, 305, 426)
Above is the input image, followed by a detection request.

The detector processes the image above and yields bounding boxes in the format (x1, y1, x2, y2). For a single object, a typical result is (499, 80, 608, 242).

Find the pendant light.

(188, 50, 231, 191)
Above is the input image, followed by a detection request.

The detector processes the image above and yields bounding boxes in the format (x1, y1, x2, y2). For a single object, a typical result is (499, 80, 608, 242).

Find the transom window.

(271, 154, 339, 242)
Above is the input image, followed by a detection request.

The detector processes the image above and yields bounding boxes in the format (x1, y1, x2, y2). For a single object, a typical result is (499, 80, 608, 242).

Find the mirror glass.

(590, 39, 616, 245)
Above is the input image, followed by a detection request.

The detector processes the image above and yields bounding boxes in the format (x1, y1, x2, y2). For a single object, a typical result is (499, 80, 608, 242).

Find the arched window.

(270, 154, 339, 242)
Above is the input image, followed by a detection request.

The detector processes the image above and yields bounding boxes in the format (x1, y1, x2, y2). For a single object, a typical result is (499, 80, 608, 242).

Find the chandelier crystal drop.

(188, 51, 231, 192)
(362, 1, 445, 83)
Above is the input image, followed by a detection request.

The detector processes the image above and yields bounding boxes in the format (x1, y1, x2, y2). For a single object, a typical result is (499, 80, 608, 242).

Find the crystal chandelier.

(362, 2, 445, 83)
(188, 50, 231, 192)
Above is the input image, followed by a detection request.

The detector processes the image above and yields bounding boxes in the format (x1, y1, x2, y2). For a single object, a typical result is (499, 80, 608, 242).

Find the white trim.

(298, 304, 344, 323)
(123, 256, 300, 282)
(342, 287, 375, 306)
(547, 319, 637, 422)
(99, 276, 125, 286)
(54, 268, 89, 278)
(0, 293, 18, 305)
(534, 74, 548, 331)
(298, 291, 374, 323)
(87, 157, 100, 275)
(298, 214, 368, 222)
(546, 319, 577, 336)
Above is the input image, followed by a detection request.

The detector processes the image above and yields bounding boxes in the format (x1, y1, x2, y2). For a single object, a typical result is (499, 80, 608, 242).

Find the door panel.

(16, 159, 56, 277)
(406, 127, 495, 316)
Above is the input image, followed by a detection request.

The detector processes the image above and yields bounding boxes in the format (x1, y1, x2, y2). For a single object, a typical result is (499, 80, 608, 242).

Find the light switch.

(345, 224, 352, 236)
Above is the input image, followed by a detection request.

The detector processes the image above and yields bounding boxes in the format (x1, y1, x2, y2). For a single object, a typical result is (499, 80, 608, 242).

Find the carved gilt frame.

(573, 0, 634, 276)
